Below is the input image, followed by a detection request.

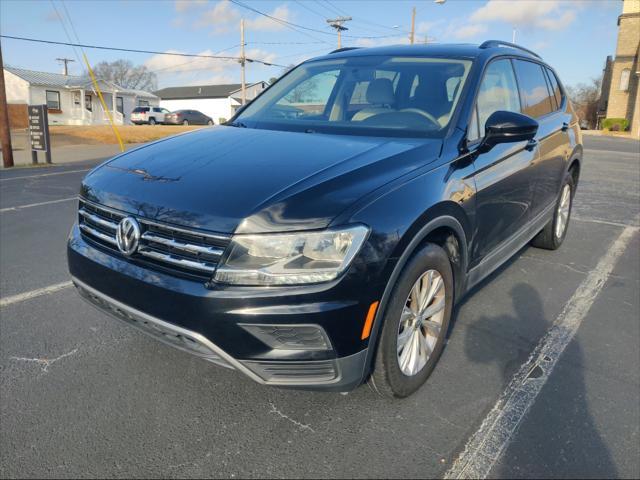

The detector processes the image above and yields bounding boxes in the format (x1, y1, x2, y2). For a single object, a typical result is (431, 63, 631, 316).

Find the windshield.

(236, 55, 472, 138)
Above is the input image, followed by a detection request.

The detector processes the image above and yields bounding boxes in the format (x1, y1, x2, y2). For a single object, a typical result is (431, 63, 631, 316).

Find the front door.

(467, 58, 539, 266)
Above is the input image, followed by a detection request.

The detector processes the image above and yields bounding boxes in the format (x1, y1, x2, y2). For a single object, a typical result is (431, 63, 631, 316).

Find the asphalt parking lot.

(1, 135, 638, 479)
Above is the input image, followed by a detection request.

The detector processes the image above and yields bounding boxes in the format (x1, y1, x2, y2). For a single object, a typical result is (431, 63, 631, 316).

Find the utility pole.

(240, 18, 246, 105)
(410, 7, 416, 45)
(0, 40, 14, 168)
(327, 17, 351, 49)
(56, 57, 75, 76)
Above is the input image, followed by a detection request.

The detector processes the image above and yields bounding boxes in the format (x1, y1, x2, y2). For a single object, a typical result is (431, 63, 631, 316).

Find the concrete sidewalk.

(0, 142, 144, 168)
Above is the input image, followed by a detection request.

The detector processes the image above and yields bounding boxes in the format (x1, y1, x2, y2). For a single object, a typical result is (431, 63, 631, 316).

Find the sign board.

(28, 105, 50, 152)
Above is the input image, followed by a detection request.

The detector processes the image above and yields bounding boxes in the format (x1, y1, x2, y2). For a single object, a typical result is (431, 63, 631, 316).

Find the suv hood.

(81, 126, 441, 233)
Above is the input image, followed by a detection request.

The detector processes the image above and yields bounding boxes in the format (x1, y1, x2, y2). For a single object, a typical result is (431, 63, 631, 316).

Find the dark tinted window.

(545, 67, 563, 110)
(513, 60, 554, 118)
(132, 107, 149, 113)
(469, 59, 521, 141)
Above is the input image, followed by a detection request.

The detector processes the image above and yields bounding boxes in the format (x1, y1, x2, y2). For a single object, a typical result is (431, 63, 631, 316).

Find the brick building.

(599, 0, 640, 138)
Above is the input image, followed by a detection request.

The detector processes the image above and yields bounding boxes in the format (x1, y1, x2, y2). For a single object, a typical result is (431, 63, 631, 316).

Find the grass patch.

(49, 125, 206, 145)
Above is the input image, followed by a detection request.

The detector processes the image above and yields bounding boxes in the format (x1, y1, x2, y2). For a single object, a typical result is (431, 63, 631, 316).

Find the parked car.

(68, 41, 582, 398)
(130, 106, 171, 125)
(164, 110, 214, 125)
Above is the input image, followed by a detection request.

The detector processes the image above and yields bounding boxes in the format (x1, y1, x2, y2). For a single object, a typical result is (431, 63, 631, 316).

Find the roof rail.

(330, 47, 361, 54)
(479, 40, 541, 59)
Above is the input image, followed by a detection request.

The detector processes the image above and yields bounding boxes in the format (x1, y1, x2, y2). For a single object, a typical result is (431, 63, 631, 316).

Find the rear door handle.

(525, 138, 538, 151)
(561, 122, 569, 132)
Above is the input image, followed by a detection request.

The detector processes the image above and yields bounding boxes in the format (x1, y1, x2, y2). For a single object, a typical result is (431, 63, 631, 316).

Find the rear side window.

(132, 107, 149, 113)
(513, 60, 554, 118)
(545, 68, 563, 110)
(469, 59, 521, 141)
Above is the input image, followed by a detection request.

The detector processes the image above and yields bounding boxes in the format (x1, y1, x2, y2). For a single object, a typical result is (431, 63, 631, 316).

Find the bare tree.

(93, 60, 157, 91)
(566, 77, 602, 129)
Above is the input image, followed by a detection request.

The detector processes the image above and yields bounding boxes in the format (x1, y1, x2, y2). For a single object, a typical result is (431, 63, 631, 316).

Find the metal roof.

(154, 83, 264, 100)
(4, 66, 157, 98)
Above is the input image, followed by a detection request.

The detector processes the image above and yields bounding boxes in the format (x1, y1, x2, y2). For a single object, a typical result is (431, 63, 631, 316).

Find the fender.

(360, 215, 469, 378)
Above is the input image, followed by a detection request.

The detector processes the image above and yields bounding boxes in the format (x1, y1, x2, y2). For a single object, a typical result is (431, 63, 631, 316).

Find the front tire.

(207, 119, 214, 125)
(370, 243, 453, 398)
(183, 120, 189, 126)
(531, 174, 575, 250)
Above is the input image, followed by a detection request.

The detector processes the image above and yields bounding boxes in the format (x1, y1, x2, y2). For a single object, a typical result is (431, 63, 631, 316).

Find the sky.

(0, 0, 623, 90)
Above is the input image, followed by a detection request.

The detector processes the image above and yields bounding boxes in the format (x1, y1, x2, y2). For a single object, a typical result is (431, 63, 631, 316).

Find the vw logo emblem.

(116, 216, 141, 256)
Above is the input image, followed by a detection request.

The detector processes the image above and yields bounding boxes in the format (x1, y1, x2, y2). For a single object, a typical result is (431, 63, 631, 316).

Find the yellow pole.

(82, 53, 124, 152)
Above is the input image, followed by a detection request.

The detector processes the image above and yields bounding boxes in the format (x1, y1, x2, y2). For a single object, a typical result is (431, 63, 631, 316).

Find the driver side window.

(468, 59, 521, 142)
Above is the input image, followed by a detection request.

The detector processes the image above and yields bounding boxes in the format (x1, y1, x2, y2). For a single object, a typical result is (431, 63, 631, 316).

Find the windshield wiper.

(226, 121, 247, 128)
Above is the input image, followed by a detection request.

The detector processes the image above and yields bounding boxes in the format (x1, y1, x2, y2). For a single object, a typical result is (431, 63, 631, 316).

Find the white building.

(3, 66, 159, 126)
(155, 82, 267, 124)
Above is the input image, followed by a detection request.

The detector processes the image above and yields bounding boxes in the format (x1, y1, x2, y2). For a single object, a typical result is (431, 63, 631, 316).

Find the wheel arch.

(361, 205, 470, 377)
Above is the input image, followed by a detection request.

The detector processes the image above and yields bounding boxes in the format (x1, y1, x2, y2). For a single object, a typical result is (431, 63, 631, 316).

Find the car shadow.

(461, 281, 618, 477)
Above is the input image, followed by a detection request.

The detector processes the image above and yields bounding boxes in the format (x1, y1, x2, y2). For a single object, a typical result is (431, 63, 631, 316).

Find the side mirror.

(478, 111, 538, 152)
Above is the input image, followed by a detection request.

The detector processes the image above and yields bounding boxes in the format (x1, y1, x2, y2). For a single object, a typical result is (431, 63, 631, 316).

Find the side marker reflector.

(361, 301, 379, 340)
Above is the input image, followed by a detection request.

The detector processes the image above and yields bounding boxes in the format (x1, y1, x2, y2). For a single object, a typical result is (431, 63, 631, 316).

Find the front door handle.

(525, 138, 538, 151)
(561, 122, 569, 132)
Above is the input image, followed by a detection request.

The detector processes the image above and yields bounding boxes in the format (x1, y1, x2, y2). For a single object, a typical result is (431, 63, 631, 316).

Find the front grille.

(78, 198, 230, 280)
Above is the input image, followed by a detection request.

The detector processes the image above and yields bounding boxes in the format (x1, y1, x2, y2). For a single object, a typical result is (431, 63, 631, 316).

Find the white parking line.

(0, 196, 77, 213)
(0, 281, 73, 308)
(445, 224, 638, 479)
(0, 168, 91, 182)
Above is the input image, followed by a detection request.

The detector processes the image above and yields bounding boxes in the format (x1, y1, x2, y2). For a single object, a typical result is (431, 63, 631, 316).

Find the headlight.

(214, 225, 369, 286)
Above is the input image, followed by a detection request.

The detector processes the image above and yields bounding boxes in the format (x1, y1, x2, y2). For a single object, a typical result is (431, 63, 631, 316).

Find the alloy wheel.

(396, 269, 446, 376)
(555, 184, 571, 239)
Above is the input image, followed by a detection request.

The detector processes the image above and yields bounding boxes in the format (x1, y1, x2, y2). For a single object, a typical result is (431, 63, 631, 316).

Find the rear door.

(512, 59, 569, 218)
(468, 58, 539, 265)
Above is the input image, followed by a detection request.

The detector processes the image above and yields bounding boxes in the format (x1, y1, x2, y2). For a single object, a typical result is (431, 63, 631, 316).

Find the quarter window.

(513, 60, 554, 118)
(46, 90, 60, 110)
(545, 68, 563, 110)
(469, 59, 521, 141)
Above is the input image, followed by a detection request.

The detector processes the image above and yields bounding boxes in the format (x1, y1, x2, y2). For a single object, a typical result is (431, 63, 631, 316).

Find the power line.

(229, 0, 399, 40)
(0, 35, 287, 68)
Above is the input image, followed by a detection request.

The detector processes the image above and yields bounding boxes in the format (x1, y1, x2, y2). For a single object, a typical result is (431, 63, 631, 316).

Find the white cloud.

(354, 35, 409, 48)
(470, 0, 576, 30)
(196, 1, 291, 34)
(196, 0, 240, 34)
(184, 73, 235, 86)
(245, 5, 292, 32)
(452, 23, 488, 40)
(175, 0, 207, 13)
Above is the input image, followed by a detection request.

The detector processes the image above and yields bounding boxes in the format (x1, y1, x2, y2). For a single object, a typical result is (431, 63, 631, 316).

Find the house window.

(138, 99, 149, 106)
(73, 91, 81, 106)
(619, 68, 630, 91)
(46, 90, 60, 110)
(116, 96, 124, 114)
(85, 93, 92, 111)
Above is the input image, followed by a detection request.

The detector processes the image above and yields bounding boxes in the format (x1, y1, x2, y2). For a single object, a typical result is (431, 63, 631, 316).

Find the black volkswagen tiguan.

(68, 41, 582, 397)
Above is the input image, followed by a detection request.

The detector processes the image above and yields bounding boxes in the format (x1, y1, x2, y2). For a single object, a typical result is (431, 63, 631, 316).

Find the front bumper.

(68, 224, 382, 390)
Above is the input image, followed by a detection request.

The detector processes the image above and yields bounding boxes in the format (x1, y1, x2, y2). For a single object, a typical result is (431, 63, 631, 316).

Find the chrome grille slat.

(138, 247, 216, 273)
(79, 223, 118, 246)
(141, 232, 224, 257)
(79, 209, 118, 231)
(77, 198, 229, 279)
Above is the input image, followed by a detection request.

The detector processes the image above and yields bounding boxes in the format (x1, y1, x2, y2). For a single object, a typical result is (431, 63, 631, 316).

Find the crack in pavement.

(10, 348, 79, 372)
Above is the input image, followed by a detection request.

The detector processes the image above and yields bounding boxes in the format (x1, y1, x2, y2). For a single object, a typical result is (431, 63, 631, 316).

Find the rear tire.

(183, 120, 189, 126)
(370, 243, 453, 398)
(149, 117, 156, 125)
(531, 173, 575, 250)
